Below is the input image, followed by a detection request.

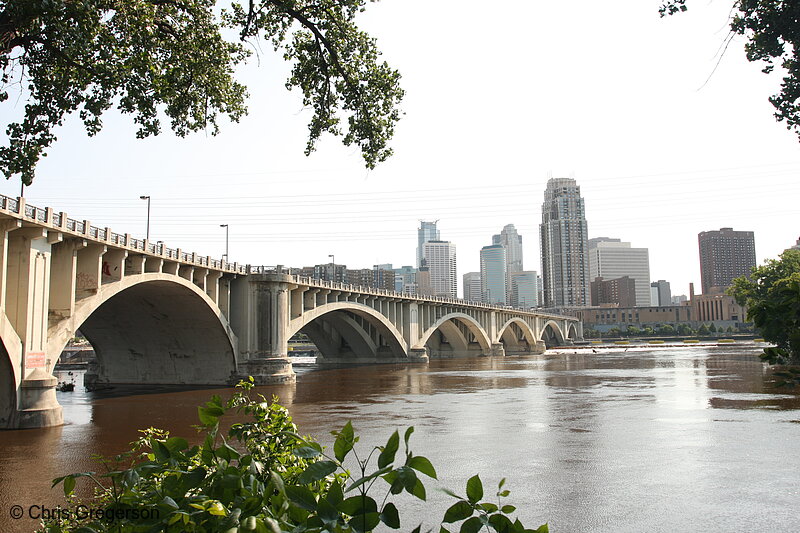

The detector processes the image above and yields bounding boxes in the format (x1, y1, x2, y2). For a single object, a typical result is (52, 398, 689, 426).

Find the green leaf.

(152, 440, 172, 462)
(411, 478, 426, 501)
(63, 475, 76, 496)
(466, 475, 483, 504)
(345, 465, 393, 492)
(477, 503, 498, 513)
(198, 405, 224, 426)
(334, 421, 356, 462)
(498, 478, 506, 490)
(533, 524, 549, 533)
(440, 487, 462, 499)
(460, 516, 484, 533)
(293, 445, 323, 459)
(219, 442, 242, 462)
(380, 502, 400, 529)
(489, 514, 515, 532)
(317, 497, 340, 524)
(165, 437, 189, 453)
(501, 505, 516, 514)
(326, 480, 344, 506)
(378, 430, 400, 468)
(297, 460, 337, 485)
(285, 485, 317, 511)
(349, 512, 381, 533)
(443, 501, 473, 523)
(407, 455, 437, 479)
(404, 426, 415, 447)
(339, 495, 378, 516)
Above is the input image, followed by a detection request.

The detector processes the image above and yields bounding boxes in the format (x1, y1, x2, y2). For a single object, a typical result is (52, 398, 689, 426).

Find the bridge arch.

(418, 313, 492, 357)
(289, 302, 407, 361)
(48, 274, 238, 387)
(0, 312, 22, 428)
(567, 322, 579, 341)
(541, 320, 566, 348)
(498, 317, 537, 354)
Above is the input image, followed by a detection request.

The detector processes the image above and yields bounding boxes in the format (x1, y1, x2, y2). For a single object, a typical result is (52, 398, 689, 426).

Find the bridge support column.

(6, 228, 62, 428)
(490, 343, 506, 356)
(408, 347, 429, 363)
(232, 275, 296, 384)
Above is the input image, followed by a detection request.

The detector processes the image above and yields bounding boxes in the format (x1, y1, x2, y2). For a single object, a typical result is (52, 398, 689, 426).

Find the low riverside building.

(575, 291, 748, 332)
(576, 304, 693, 330)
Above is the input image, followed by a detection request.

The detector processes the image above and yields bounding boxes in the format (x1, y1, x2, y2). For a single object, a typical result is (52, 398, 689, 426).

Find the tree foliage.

(660, 1, 800, 141)
(729, 249, 800, 365)
(0, 0, 403, 184)
(42, 379, 547, 533)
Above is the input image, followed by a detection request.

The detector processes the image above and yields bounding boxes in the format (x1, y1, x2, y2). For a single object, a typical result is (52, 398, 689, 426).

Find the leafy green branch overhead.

(660, 1, 800, 141)
(0, 0, 404, 184)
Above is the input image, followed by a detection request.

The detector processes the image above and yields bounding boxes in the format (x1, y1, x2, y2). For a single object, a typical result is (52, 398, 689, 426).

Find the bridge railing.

(246, 265, 576, 320)
(0, 194, 248, 275)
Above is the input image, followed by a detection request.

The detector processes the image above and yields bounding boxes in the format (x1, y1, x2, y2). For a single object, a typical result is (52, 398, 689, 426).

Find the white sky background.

(2, 0, 799, 299)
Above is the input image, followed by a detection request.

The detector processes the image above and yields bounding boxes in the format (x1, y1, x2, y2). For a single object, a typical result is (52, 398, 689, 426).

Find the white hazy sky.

(2, 0, 799, 299)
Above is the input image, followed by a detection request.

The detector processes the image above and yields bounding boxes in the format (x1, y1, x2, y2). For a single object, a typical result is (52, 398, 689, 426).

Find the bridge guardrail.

(0, 194, 248, 275)
(246, 265, 577, 320)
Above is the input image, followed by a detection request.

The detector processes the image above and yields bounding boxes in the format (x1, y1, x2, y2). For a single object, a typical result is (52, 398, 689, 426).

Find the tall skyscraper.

(650, 280, 672, 306)
(492, 224, 523, 302)
(480, 244, 506, 304)
(509, 271, 538, 308)
(417, 220, 440, 268)
(698, 227, 756, 294)
(463, 272, 482, 302)
(588, 237, 651, 306)
(423, 240, 457, 297)
(393, 265, 418, 294)
(540, 177, 590, 307)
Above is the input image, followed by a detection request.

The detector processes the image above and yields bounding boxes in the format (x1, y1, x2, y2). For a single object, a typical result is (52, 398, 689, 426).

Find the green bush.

(41, 379, 548, 533)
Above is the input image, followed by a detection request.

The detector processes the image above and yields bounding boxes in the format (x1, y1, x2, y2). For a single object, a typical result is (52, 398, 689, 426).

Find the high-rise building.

(588, 237, 651, 306)
(591, 276, 637, 307)
(698, 227, 756, 294)
(463, 272, 482, 302)
(393, 265, 418, 294)
(423, 240, 457, 297)
(540, 177, 590, 307)
(480, 244, 506, 304)
(417, 221, 440, 268)
(493, 224, 523, 302)
(650, 280, 672, 306)
(509, 271, 538, 308)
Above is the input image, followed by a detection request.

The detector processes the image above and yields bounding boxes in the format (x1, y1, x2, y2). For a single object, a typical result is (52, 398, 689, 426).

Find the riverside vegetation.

(40, 378, 548, 533)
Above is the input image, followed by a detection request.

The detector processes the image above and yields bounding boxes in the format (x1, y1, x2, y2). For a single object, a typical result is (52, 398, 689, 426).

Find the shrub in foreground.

(41, 379, 548, 533)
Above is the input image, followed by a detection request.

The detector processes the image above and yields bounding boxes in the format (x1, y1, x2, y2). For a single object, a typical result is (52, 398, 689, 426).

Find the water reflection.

(1, 344, 799, 532)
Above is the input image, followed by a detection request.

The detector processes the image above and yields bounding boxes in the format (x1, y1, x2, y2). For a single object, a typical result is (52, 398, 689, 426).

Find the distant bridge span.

(0, 196, 581, 429)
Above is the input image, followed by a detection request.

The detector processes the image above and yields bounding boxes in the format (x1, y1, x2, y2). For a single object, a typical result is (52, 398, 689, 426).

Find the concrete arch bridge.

(0, 196, 580, 429)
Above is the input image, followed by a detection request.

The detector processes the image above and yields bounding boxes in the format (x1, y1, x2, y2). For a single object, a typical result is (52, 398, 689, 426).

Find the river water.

(1, 343, 799, 532)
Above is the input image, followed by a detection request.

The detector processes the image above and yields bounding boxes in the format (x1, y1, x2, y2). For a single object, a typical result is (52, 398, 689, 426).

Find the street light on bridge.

(220, 224, 229, 262)
(139, 195, 151, 241)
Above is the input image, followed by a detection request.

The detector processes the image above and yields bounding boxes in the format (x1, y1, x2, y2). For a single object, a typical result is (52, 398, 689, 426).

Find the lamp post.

(139, 195, 151, 241)
(220, 224, 229, 262)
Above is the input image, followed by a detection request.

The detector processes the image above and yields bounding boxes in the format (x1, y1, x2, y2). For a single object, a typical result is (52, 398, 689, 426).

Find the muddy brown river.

(1, 343, 799, 532)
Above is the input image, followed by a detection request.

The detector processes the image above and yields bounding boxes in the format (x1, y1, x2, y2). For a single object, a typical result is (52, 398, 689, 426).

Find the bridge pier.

(17, 369, 62, 428)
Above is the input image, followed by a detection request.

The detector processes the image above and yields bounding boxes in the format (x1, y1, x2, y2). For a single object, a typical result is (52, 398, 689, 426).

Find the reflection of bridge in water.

(0, 196, 581, 429)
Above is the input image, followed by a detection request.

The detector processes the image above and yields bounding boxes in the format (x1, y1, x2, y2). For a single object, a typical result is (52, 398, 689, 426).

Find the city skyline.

(1, 1, 798, 299)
